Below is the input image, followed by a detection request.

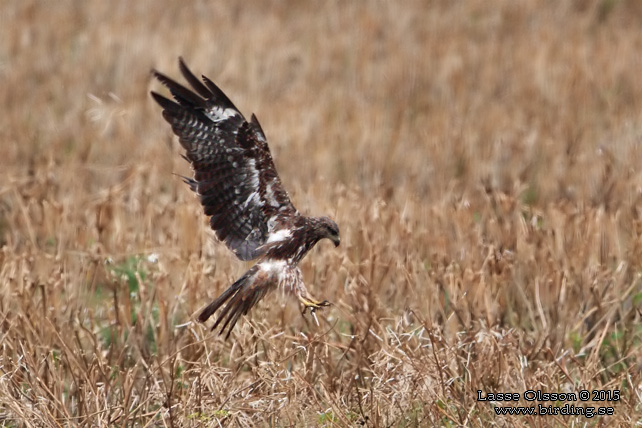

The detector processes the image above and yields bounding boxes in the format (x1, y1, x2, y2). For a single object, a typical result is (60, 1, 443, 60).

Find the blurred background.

(1, 0, 642, 425)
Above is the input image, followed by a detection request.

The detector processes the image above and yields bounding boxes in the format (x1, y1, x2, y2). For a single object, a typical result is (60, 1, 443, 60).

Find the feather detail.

(151, 59, 298, 261)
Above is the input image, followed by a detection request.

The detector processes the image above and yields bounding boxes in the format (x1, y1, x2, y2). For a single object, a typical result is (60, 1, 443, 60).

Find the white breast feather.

(260, 260, 288, 275)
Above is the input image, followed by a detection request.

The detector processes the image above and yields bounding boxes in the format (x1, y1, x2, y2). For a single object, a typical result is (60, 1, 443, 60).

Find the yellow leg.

(299, 295, 331, 315)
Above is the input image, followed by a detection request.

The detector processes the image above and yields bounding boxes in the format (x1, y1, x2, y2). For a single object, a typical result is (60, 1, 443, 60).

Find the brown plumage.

(151, 58, 340, 338)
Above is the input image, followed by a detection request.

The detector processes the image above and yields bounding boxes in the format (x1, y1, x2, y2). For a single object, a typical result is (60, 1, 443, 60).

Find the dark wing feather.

(151, 58, 298, 261)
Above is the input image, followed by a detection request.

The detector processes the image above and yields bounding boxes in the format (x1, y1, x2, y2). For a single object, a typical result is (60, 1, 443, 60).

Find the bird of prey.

(151, 58, 340, 338)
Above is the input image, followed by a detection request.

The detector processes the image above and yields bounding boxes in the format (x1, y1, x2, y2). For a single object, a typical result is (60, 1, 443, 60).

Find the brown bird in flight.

(151, 58, 340, 338)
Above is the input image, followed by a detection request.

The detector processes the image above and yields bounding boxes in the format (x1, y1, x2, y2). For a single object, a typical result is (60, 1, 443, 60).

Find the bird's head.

(317, 216, 340, 247)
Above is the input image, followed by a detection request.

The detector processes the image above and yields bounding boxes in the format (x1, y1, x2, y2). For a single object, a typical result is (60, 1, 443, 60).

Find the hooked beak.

(331, 235, 340, 247)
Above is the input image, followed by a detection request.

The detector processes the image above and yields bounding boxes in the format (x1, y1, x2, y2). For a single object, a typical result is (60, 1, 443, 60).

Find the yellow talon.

(299, 296, 331, 315)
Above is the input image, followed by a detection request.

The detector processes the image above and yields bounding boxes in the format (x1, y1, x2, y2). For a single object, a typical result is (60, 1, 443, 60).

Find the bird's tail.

(197, 265, 267, 339)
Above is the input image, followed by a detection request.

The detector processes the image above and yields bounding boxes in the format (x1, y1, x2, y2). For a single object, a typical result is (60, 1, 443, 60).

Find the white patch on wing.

(264, 182, 279, 207)
(205, 106, 238, 122)
(242, 191, 258, 209)
(246, 158, 260, 188)
(267, 215, 277, 231)
(266, 228, 293, 243)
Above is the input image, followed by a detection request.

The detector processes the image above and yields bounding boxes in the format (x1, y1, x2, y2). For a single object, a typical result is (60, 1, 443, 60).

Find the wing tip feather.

(151, 58, 297, 266)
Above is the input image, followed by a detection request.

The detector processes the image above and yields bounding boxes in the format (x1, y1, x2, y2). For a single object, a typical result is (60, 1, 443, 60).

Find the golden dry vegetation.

(2, 0, 642, 426)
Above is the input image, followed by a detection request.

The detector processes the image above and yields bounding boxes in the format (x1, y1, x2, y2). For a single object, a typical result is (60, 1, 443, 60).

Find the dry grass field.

(1, 0, 642, 426)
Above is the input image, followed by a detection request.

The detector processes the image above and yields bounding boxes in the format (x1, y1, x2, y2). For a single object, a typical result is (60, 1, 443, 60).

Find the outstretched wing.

(151, 58, 298, 261)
